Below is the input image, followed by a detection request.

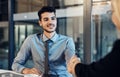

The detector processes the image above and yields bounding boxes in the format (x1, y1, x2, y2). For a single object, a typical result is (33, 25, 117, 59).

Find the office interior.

(0, 0, 118, 70)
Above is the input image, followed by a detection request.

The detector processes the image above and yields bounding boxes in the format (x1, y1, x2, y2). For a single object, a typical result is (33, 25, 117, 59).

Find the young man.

(67, 0, 120, 77)
(12, 6, 75, 77)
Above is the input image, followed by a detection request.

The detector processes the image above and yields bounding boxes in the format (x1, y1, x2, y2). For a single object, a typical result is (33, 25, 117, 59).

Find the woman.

(67, 0, 120, 77)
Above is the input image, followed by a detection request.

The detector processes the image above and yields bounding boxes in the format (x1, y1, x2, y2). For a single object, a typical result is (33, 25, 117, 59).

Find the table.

(0, 69, 24, 77)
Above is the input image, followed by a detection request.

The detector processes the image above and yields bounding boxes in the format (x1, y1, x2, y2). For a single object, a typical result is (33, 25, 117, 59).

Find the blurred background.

(0, 0, 118, 70)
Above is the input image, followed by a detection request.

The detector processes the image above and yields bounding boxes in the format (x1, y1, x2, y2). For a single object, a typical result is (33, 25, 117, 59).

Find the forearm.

(12, 62, 26, 73)
(75, 63, 85, 77)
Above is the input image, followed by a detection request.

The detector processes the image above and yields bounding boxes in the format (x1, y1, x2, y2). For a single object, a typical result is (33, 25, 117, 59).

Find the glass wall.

(91, 0, 117, 61)
(0, 22, 8, 69)
(0, 0, 8, 69)
(14, 0, 84, 67)
(0, 0, 8, 21)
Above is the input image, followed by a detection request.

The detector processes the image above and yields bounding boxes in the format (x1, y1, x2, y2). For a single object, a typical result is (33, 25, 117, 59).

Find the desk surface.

(0, 69, 22, 74)
(0, 69, 24, 77)
(0, 69, 41, 77)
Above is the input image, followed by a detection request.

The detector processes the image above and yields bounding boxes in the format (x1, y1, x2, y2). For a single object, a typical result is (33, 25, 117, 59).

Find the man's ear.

(38, 20, 42, 26)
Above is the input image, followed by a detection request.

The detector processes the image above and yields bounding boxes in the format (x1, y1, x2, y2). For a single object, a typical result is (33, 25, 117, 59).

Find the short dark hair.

(38, 6, 56, 20)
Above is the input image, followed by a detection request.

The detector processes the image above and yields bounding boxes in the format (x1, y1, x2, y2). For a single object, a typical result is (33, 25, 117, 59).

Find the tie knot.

(46, 39, 52, 43)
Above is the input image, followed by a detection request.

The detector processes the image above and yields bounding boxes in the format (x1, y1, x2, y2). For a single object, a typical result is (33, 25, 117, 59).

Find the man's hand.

(22, 68, 42, 76)
(67, 55, 80, 76)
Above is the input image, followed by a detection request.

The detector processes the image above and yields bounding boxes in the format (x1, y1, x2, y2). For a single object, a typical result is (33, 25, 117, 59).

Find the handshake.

(67, 55, 81, 76)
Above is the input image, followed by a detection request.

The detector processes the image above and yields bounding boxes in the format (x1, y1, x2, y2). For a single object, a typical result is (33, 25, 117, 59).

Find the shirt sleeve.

(12, 35, 32, 73)
(65, 37, 76, 64)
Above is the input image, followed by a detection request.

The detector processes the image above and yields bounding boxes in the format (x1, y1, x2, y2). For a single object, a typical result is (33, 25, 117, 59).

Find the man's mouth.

(47, 24, 54, 28)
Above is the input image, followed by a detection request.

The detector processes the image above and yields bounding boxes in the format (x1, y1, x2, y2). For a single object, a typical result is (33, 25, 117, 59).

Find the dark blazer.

(75, 40, 120, 77)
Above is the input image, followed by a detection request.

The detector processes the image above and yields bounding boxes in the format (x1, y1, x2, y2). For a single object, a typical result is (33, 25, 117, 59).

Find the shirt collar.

(42, 32, 58, 43)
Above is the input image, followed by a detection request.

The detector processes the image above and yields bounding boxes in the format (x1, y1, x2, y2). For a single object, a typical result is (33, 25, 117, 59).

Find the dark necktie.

(43, 40, 59, 77)
(43, 39, 52, 77)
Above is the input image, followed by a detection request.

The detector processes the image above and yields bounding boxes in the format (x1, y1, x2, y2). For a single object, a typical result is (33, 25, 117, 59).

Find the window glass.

(0, 0, 8, 21)
(91, 0, 117, 61)
(0, 22, 8, 69)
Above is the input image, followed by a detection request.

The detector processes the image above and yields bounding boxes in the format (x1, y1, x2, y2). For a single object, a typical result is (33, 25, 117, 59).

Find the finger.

(30, 68, 41, 75)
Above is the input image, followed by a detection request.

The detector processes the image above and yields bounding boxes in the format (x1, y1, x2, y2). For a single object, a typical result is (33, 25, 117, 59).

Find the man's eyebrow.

(43, 17, 48, 19)
(51, 16, 56, 18)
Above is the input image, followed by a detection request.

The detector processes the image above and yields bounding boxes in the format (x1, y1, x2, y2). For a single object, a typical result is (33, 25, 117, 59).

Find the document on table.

(24, 74, 42, 77)
(0, 69, 42, 77)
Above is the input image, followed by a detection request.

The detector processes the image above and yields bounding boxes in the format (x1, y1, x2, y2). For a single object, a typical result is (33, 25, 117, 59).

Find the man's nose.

(48, 19, 53, 23)
(48, 19, 53, 24)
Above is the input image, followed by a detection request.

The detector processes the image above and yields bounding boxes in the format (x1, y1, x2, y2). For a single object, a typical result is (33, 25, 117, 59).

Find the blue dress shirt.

(12, 32, 75, 77)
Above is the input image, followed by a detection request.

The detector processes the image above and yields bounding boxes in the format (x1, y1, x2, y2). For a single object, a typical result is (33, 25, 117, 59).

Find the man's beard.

(44, 29, 55, 33)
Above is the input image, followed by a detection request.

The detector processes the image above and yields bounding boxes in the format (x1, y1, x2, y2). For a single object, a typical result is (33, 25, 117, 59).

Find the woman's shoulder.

(113, 39, 120, 48)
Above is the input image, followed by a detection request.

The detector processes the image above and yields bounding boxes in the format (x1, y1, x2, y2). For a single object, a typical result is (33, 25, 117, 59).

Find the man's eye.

(44, 18, 48, 21)
(52, 17, 56, 20)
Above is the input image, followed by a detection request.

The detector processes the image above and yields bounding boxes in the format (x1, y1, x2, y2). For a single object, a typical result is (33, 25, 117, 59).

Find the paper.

(24, 74, 42, 77)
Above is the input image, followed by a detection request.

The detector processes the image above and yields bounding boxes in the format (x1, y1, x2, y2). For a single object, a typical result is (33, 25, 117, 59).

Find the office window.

(0, 22, 9, 69)
(91, 0, 117, 61)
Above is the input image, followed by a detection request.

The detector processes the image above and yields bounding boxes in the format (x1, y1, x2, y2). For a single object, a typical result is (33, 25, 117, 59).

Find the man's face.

(39, 12, 57, 33)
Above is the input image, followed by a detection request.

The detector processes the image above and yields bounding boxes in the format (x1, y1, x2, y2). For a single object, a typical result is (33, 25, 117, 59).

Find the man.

(67, 0, 120, 77)
(12, 6, 75, 77)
